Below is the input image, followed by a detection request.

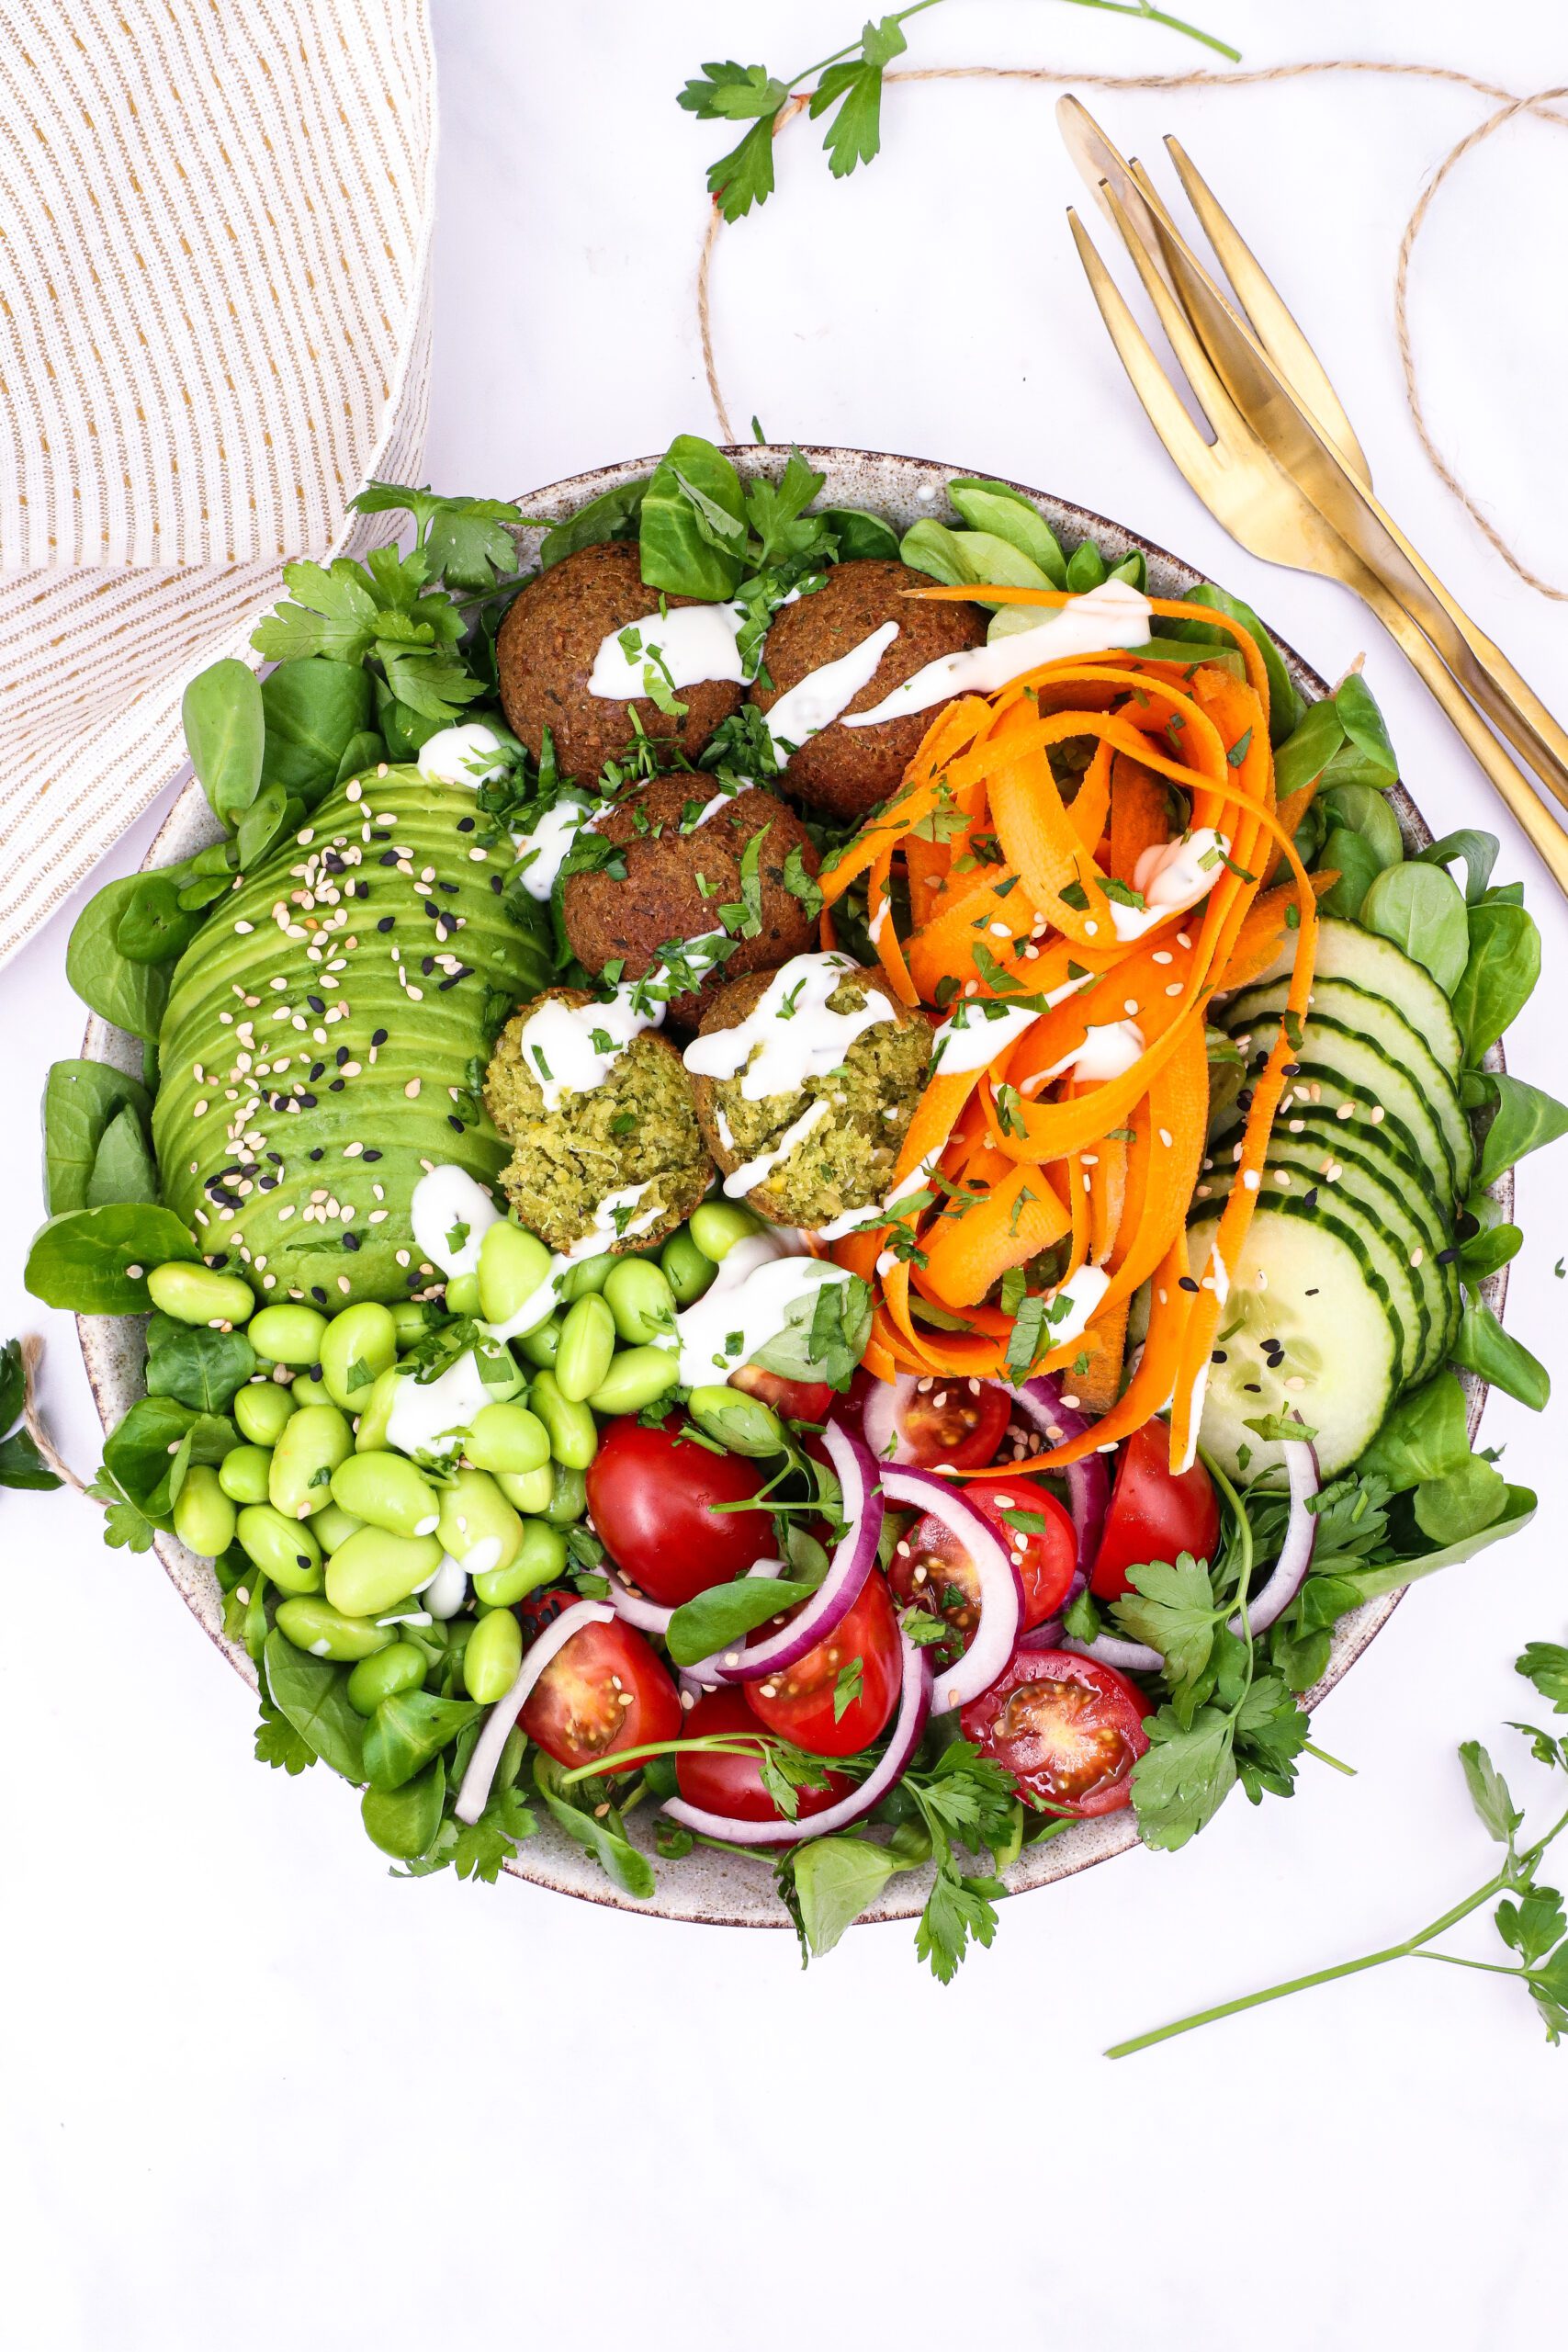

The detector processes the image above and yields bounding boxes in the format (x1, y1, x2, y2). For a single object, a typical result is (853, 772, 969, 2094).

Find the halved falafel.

(686, 961, 931, 1230)
(750, 559, 987, 822)
(484, 987, 711, 1255)
(496, 540, 742, 784)
(561, 774, 819, 1027)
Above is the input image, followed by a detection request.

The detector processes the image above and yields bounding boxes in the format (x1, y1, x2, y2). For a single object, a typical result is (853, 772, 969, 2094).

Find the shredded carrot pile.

(818, 590, 1325, 1476)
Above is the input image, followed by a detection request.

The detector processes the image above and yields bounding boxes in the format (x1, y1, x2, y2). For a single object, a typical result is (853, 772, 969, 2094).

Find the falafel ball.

(495, 540, 742, 784)
(750, 559, 987, 822)
(484, 987, 711, 1255)
(686, 959, 931, 1230)
(561, 774, 820, 1027)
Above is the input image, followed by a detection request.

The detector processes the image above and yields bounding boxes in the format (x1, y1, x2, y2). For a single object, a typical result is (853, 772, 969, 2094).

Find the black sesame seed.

(329, 1079, 345, 1092)
(310, 1061, 326, 1080)
(1211, 1350, 1227, 1363)
(378, 916, 395, 933)
(1178, 1274, 1200, 1294)
(309, 1148, 324, 1163)
(370, 1028, 388, 1047)
(1437, 1246, 1459, 1265)
(457, 816, 475, 833)
(299, 1093, 317, 1108)
(363, 1149, 382, 1163)
(1303, 1187, 1319, 1209)
(438, 973, 463, 991)
(490, 875, 503, 895)
(447, 1114, 464, 1132)
(438, 879, 458, 895)
(1242, 1382, 1262, 1394)
(422, 956, 435, 976)
(343, 1231, 361, 1251)
(307, 995, 325, 1014)
(310, 1286, 328, 1305)
(335, 1046, 350, 1067)
(1281, 1060, 1302, 1077)
(379, 850, 400, 867)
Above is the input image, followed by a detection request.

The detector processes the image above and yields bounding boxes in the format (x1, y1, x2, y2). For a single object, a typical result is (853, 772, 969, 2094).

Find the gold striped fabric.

(0, 0, 436, 966)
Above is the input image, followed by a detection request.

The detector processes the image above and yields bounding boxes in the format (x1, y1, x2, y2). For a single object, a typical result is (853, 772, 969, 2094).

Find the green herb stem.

(1059, 0, 1240, 63)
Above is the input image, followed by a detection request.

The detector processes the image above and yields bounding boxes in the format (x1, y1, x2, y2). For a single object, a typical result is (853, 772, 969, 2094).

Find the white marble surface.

(6, 5, 1568, 2345)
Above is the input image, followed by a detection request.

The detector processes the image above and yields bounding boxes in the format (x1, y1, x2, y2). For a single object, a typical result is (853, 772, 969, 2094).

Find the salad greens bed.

(23, 431, 1564, 1981)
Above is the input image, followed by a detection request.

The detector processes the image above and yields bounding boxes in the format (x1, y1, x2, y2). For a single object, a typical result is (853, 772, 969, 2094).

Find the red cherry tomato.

(585, 1415, 775, 1608)
(728, 1362, 836, 1426)
(961, 1647, 1151, 1818)
(743, 1571, 903, 1758)
(1090, 1418, 1221, 1601)
(895, 1375, 1010, 1471)
(674, 1688, 854, 1824)
(889, 1476, 1077, 1637)
(521, 1612, 680, 1777)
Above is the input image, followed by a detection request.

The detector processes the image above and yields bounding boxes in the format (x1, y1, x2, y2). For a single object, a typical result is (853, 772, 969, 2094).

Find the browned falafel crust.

(495, 540, 742, 785)
(749, 559, 987, 822)
(560, 774, 819, 1027)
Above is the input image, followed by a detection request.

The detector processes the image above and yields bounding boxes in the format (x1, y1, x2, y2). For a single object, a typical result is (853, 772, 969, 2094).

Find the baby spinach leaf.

(1355, 1372, 1472, 1491)
(1416, 827, 1497, 905)
(143, 1312, 256, 1413)
(1450, 1301, 1551, 1411)
(1457, 1221, 1522, 1283)
(640, 435, 748, 600)
(65, 875, 171, 1041)
(183, 657, 265, 827)
(1271, 696, 1346, 797)
(235, 781, 291, 869)
(945, 481, 1068, 585)
(362, 1690, 481, 1792)
(113, 868, 206, 966)
(1319, 781, 1403, 867)
(1315, 827, 1381, 921)
(1359, 860, 1469, 994)
(85, 1102, 160, 1208)
(533, 1753, 656, 1898)
(1329, 670, 1398, 776)
(1413, 1454, 1509, 1545)
(820, 506, 900, 562)
(898, 517, 973, 587)
(42, 1059, 153, 1216)
(25, 1204, 197, 1314)
(1451, 898, 1541, 1062)
(264, 1630, 366, 1783)
(1472, 1073, 1568, 1190)
(1159, 582, 1303, 744)
(790, 1836, 898, 1957)
(260, 657, 374, 794)
(333, 729, 386, 786)
(539, 476, 650, 571)
(1066, 537, 1108, 593)
(666, 1577, 818, 1668)
(362, 1759, 446, 1860)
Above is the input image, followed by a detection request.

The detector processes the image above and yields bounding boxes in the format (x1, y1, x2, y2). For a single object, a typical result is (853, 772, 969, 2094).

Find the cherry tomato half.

(521, 1614, 681, 1777)
(896, 1375, 1010, 1472)
(585, 1415, 775, 1609)
(743, 1571, 903, 1758)
(1089, 1418, 1221, 1602)
(675, 1688, 854, 1825)
(729, 1363, 836, 1427)
(961, 1647, 1151, 1818)
(889, 1476, 1077, 1638)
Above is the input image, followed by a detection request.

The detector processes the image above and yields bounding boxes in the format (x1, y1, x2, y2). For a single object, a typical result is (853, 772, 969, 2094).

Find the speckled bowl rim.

(77, 445, 1509, 1928)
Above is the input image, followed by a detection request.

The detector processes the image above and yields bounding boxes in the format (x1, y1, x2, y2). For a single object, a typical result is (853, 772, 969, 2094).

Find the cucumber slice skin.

(1195, 1154, 1428, 1385)
(1244, 912, 1462, 1076)
(1231, 1029, 1458, 1201)
(1210, 1064, 1443, 1224)
(1224, 978, 1472, 1195)
(1189, 1205, 1399, 1479)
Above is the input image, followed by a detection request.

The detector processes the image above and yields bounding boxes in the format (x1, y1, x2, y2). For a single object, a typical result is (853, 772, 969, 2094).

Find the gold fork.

(1057, 98, 1568, 894)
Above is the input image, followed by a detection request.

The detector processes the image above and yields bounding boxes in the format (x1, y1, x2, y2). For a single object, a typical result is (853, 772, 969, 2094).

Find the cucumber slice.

(1224, 976, 1472, 1193)
(1188, 1205, 1399, 1479)
(1222, 1024, 1458, 1200)
(1243, 913, 1461, 1076)
(1195, 1153, 1428, 1385)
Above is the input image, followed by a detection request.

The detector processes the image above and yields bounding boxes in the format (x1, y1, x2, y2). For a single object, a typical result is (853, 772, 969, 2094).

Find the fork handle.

(1360, 575, 1568, 899)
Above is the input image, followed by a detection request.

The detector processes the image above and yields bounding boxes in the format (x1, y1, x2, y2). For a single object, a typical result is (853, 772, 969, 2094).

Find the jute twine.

(696, 60, 1568, 598)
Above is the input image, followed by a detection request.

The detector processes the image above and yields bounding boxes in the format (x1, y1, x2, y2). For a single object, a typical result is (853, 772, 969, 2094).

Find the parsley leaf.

(916, 1864, 1001, 1985)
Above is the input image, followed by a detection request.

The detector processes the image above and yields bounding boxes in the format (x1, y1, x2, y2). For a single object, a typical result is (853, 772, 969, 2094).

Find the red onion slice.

(1008, 1376, 1111, 1600)
(881, 1462, 1023, 1713)
(601, 1565, 676, 1638)
(860, 1370, 919, 1465)
(718, 1420, 882, 1682)
(454, 1600, 614, 1824)
(660, 1634, 932, 1848)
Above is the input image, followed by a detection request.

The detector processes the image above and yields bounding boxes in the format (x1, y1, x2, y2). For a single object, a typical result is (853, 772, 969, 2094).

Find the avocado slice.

(152, 763, 551, 1305)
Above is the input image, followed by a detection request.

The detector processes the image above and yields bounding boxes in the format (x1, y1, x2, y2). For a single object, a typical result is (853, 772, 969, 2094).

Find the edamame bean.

(274, 1597, 392, 1663)
(466, 1399, 550, 1476)
(233, 1380, 296, 1446)
(496, 1464, 554, 1515)
(689, 1201, 761, 1263)
(324, 1526, 444, 1618)
(347, 1640, 427, 1716)
(290, 1365, 330, 1408)
(352, 1365, 401, 1453)
(173, 1464, 237, 1557)
(513, 1315, 561, 1371)
(604, 1256, 677, 1345)
(661, 1227, 717, 1307)
(558, 1252, 614, 1303)
(319, 1301, 397, 1411)
(437, 1467, 522, 1576)
(585, 1345, 680, 1418)
(543, 1461, 587, 1525)
(269, 1401, 353, 1521)
(555, 1294, 616, 1403)
(236, 1503, 323, 1593)
(217, 1444, 274, 1506)
(445, 1271, 481, 1316)
(473, 1518, 566, 1607)
(530, 1369, 599, 1469)
(147, 1261, 254, 1328)
(311, 1502, 366, 1555)
(687, 1383, 785, 1457)
(248, 1303, 328, 1365)
(389, 1300, 433, 1349)
(462, 1605, 523, 1703)
(331, 1451, 441, 1539)
(478, 1220, 554, 1329)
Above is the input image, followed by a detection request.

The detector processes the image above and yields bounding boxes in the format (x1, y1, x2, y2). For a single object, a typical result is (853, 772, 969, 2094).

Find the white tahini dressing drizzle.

(482, 1182, 665, 1341)
(587, 604, 747, 700)
(386, 1349, 498, 1463)
(1038, 1018, 1147, 1087)
(417, 721, 509, 786)
(719, 1097, 831, 1200)
(929, 999, 1041, 1076)
(410, 1166, 502, 1280)
(682, 951, 896, 1102)
(1110, 828, 1231, 942)
(664, 1227, 852, 1388)
(840, 579, 1153, 730)
(763, 622, 899, 760)
(512, 794, 598, 901)
(517, 991, 658, 1114)
(684, 775, 755, 832)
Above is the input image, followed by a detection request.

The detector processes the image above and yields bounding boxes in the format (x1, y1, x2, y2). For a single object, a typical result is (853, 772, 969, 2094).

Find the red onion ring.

(454, 1599, 614, 1824)
(716, 1420, 882, 1682)
(601, 1564, 676, 1638)
(1007, 1376, 1111, 1601)
(860, 1370, 919, 1464)
(881, 1462, 1022, 1713)
(660, 1634, 932, 1847)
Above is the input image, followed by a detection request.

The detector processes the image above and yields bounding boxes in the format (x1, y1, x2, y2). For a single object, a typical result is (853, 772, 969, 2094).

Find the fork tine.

(1091, 180, 1256, 455)
(1065, 209, 1227, 507)
(1161, 135, 1371, 483)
